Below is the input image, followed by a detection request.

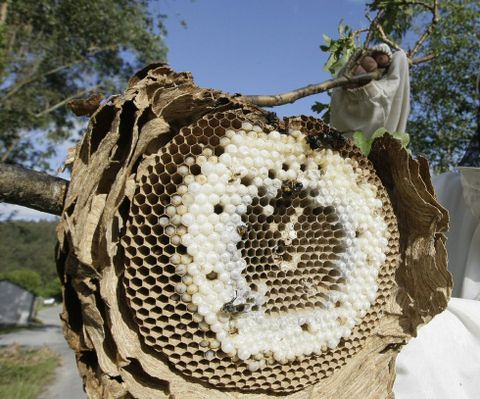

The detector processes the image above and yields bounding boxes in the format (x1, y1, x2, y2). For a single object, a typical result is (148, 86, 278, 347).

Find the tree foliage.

(0, 220, 60, 297)
(407, 1, 479, 172)
(366, 0, 479, 172)
(0, 0, 167, 170)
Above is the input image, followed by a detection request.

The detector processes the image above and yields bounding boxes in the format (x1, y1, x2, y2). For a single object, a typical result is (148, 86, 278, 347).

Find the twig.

(0, 163, 68, 215)
(372, 21, 402, 51)
(363, 10, 385, 49)
(351, 27, 369, 44)
(0, 2, 8, 25)
(408, 0, 439, 58)
(1, 136, 21, 162)
(239, 69, 384, 107)
(342, 48, 366, 78)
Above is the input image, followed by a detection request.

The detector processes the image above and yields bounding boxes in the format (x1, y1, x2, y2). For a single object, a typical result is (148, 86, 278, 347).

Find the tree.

(345, 1, 479, 172)
(407, 1, 479, 172)
(0, 0, 167, 170)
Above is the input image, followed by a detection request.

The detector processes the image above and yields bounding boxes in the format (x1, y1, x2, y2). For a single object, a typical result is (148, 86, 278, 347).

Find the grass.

(0, 345, 60, 399)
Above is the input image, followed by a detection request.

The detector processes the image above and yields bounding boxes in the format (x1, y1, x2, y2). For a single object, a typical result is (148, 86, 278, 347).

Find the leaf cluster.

(315, 23, 360, 122)
(321, 23, 357, 76)
(352, 128, 410, 156)
(366, 0, 416, 42)
(0, 0, 168, 170)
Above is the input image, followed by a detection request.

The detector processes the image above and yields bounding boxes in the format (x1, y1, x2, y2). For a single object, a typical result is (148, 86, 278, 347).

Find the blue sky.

(161, 0, 368, 117)
(2, 0, 369, 221)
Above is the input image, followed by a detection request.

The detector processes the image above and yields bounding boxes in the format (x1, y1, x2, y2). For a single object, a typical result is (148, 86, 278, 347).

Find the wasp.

(221, 291, 252, 315)
(228, 172, 242, 184)
(282, 180, 303, 198)
(265, 111, 278, 126)
(306, 130, 346, 151)
(236, 224, 248, 236)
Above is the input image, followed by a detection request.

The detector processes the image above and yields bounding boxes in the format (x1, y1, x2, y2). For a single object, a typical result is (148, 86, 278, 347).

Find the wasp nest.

(57, 65, 452, 399)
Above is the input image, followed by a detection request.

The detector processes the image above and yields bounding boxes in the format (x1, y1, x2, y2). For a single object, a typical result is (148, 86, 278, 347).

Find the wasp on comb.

(306, 130, 346, 151)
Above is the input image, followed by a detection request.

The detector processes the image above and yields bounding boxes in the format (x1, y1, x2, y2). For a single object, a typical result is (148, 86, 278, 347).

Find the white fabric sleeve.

(330, 50, 411, 138)
(394, 298, 480, 399)
(433, 170, 480, 300)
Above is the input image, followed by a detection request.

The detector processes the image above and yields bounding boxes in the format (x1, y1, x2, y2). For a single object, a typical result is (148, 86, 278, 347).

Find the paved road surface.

(0, 305, 85, 399)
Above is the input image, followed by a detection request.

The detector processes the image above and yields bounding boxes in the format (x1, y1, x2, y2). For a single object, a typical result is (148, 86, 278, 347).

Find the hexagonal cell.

(137, 245, 150, 257)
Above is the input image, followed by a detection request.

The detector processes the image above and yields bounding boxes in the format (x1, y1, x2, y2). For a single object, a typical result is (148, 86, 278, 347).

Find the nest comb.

(57, 64, 452, 399)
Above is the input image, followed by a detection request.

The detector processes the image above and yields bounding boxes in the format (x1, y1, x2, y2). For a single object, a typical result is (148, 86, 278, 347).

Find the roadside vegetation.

(0, 345, 60, 399)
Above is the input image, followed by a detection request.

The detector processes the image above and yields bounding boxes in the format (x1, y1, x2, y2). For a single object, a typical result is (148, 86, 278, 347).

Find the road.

(0, 305, 85, 399)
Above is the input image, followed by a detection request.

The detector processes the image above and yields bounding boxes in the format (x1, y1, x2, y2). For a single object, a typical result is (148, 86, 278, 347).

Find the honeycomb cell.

(121, 112, 400, 393)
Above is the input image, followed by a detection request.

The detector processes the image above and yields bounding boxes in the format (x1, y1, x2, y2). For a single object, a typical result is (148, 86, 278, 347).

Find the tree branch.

(2, 62, 73, 103)
(0, 163, 68, 215)
(239, 69, 384, 107)
(245, 0, 440, 108)
(410, 53, 435, 65)
(363, 0, 438, 61)
(241, 49, 433, 108)
(0, 2, 8, 25)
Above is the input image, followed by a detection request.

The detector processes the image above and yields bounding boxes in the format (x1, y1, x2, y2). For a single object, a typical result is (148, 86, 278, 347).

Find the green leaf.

(352, 131, 372, 155)
(392, 131, 410, 147)
(311, 102, 329, 114)
(323, 54, 337, 73)
(352, 128, 411, 156)
(320, 20, 358, 77)
(371, 127, 388, 140)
